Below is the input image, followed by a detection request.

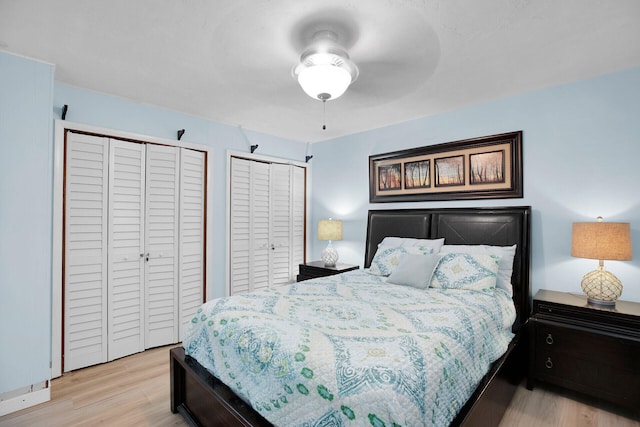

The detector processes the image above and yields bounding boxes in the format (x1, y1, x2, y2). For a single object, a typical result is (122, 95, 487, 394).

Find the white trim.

(204, 149, 213, 304)
(51, 119, 214, 378)
(225, 150, 311, 297)
(51, 122, 65, 379)
(0, 387, 50, 417)
(54, 119, 209, 151)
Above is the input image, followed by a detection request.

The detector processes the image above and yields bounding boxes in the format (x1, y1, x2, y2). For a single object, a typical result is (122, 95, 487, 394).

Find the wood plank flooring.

(0, 345, 187, 427)
(1, 344, 638, 426)
(500, 383, 639, 427)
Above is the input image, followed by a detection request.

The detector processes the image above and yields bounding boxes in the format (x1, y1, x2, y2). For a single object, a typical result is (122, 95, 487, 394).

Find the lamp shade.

(571, 221, 632, 261)
(297, 63, 352, 101)
(318, 219, 343, 241)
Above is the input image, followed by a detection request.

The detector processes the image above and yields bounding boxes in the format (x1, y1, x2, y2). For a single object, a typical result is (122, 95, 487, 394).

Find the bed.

(171, 206, 531, 426)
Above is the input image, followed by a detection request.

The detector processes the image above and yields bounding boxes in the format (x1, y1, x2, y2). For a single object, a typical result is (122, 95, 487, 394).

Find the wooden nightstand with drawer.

(297, 261, 359, 282)
(528, 289, 640, 414)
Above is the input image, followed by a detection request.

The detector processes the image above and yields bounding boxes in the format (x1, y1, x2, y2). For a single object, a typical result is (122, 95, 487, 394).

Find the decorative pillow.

(369, 245, 434, 276)
(430, 253, 501, 292)
(386, 254, 442, 289)
(377, 237, 445, 254)
(439, 244, 517, 296)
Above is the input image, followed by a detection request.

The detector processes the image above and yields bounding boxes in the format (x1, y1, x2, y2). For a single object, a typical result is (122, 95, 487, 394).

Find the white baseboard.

(0, 387, 50, 416)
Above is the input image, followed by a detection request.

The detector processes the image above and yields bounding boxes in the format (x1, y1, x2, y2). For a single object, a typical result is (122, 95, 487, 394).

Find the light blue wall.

(311, 67, 640, 303)
(0, 52, 54, 393)
(2, 47, 639, 398)
(53, 83, 308, 301)
(0, 50, 306, 394)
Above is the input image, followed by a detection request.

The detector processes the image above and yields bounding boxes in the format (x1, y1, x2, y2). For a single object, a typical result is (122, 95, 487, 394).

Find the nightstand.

(297, 261, 359, 282)
(528, 289, 640, 414)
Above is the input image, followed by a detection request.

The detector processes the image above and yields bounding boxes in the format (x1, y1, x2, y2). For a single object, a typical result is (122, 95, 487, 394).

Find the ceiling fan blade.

(346, 57, 437, 102)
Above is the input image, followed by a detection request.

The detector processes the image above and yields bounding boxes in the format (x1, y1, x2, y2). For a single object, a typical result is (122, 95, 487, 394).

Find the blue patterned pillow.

(430, 253, 500, 292)
(440, 244, 516, 296)
(369, 246, 433, 276)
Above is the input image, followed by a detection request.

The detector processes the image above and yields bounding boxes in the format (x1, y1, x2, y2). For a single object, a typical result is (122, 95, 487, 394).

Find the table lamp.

(318, 219, 343, 267)
(571, 216, 632, 305)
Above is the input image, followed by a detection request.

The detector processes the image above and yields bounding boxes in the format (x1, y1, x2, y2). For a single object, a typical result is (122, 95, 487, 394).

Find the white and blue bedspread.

(183, 270, 516, 427)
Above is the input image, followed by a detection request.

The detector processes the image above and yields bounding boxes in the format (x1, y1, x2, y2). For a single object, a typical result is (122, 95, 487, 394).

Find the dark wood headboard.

(364, 206, 531, 332)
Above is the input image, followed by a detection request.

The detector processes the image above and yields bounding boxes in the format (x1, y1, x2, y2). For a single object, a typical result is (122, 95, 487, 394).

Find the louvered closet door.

(229, 158, 305, 295)
(229, 158, 251, 293)
(290, 166, 305, 279)
(179, 148, 205, 338)
(64, 133, 109, 372)
(230, 157, 270, 294)
(270, 163, 293, 287)
(107, 139, 146, 361)
(250, 161, 271, 290)
(270, 164, 305, 285)
(144, 144, 180, 348)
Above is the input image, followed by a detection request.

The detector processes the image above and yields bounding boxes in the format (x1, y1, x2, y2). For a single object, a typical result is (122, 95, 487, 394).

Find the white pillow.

(439, 244, 517, 296)
(369, 245, 434, 276)
(386, 254, 442, 289)
(378, 237, 445, 253)
(430, 253, 500, 292)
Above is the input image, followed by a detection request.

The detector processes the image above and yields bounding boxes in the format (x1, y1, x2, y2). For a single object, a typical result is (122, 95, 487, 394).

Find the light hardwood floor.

(1, 345, 638, 427)
(0, 345, 187, 427)
(500, 382, 639, 427)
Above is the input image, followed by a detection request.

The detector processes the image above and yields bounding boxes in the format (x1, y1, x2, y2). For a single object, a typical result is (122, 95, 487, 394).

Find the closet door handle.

(545, 334, 554, 345)
(145, 253, 150, 262)
(545, 357, 553, 369)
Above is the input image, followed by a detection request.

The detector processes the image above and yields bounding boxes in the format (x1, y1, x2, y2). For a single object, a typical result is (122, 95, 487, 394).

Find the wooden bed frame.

(171, 206, 532, 427)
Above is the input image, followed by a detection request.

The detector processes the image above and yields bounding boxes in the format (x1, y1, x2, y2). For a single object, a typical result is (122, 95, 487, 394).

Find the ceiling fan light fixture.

(297, 63, 353, 101)
(293, 31, 358, 101)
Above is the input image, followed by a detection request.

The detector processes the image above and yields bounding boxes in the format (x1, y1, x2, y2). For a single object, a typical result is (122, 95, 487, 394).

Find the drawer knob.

(545, 334, 554, 345)
(545, 357, 553, 369)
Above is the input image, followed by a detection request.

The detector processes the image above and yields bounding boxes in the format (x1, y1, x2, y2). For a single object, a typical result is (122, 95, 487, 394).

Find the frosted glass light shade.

(292, 32, 359, 102)
(297, 64, 352, 101)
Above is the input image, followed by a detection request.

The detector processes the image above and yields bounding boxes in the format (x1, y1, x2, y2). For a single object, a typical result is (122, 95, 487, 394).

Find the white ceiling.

(1, 0, 639, 143)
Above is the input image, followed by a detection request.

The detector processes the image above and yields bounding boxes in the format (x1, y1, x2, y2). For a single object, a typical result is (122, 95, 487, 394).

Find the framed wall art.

(369, 131, 523, 202)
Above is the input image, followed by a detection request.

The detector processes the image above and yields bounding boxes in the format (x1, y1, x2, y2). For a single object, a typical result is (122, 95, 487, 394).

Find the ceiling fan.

(287, 7, 440, 106)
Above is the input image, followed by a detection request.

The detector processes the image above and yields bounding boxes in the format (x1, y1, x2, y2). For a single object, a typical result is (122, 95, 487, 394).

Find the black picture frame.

(369, 131, 523, 202)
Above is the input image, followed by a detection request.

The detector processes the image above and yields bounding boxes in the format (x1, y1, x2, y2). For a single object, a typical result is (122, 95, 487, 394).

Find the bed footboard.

(451, 331, 525, 426)
(171, 334, 524, 427)
(170, 347, 271, 427)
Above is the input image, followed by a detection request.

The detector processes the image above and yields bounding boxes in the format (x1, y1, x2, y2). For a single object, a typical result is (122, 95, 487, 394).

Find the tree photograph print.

(405, 160, 430, 189)
(470, 150, 505, 185)
(435, 155, 464, 187)
(377, 163, 401, 191)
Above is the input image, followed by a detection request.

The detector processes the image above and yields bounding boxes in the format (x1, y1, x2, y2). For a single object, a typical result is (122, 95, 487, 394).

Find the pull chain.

(322, 100, 326, 130)
(317, 93, 330, 130)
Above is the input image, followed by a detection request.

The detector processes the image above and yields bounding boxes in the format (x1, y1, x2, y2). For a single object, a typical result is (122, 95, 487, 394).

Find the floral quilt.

(183, 270, 515, 427)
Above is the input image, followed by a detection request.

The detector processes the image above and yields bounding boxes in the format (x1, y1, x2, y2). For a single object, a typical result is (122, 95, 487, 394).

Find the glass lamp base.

(581, 266, 622, 305)
(321, 242, 339, 267)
